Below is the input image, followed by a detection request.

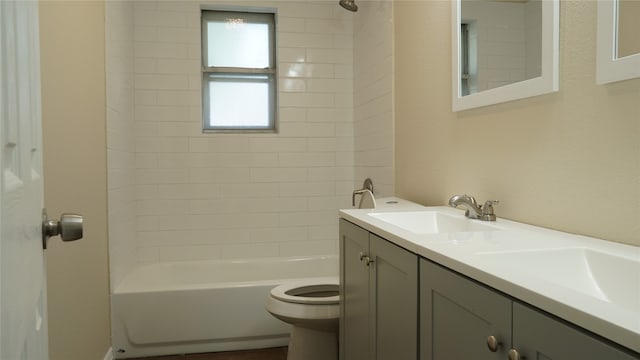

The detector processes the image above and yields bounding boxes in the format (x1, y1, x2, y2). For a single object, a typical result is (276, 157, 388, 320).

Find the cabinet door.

(339, 219, 371, 360)
(420, 259, 511, 360)
(512, 302, 640, 360)
(370, 234, 418, 360)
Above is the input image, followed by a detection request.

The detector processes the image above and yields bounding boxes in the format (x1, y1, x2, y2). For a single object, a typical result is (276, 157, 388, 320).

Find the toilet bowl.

(265, 277, 339, 360)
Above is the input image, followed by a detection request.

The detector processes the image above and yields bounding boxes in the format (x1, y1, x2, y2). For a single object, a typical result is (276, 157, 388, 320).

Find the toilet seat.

(270, 278, 339, 305)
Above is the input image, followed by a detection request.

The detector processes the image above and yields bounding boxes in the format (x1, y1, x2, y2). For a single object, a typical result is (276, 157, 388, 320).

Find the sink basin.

(480, 248, 640, 312)
(368, 211, 501, 234)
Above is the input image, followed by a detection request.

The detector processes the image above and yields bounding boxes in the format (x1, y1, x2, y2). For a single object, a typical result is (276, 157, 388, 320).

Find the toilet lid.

(270, 279, 340, 305)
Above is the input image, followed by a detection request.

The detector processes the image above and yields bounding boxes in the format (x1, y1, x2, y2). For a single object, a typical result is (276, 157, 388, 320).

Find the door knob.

(42, 209, 83, 249)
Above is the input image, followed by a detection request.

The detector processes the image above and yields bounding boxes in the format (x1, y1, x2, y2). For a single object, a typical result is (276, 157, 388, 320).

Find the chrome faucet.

(448, 194, 499, 221)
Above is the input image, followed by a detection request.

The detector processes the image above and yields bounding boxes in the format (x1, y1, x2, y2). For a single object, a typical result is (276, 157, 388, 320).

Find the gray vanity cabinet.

(420, 258, 639, 360)
(420, 258, 511, 360)
(339, 219, 418, 360)
(512, 302, 639, 360)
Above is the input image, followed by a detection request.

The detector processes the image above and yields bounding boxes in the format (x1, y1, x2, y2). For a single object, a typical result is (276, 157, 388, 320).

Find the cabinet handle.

(364, 256, 375, 266)
(508, 349, 521, 360)
(359, 252, 366, 261)
(486, 335, 500, 352)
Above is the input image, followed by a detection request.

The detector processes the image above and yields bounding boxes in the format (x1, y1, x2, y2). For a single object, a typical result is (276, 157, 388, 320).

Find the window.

(201, 10, 277, 132)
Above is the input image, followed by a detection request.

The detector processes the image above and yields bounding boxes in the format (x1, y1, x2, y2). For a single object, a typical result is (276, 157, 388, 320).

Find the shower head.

(339, 0, 358, 12)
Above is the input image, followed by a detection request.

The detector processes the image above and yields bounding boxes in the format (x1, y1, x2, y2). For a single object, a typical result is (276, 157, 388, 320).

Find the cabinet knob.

(486, 335, 500, 352)
(508, 349, 521, 360)
(364, 256, 375, 266)
(359, 252, 366, 261)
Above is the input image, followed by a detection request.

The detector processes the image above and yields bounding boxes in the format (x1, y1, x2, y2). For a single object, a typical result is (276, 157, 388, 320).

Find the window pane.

(207, 16, 270, 68)
(208, 77, 271, 128)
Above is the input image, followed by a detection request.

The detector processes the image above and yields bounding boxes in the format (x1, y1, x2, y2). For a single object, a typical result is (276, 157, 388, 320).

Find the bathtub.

(111, 255, 338, 359)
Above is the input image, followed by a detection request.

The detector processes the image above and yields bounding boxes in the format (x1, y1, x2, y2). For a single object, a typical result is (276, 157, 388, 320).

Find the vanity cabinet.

(420, 258, 639, 360)
(339, 219, 418, 360)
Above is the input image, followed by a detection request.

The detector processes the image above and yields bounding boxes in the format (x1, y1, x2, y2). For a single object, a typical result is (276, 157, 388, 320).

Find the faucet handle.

(481, 200, 499, 221)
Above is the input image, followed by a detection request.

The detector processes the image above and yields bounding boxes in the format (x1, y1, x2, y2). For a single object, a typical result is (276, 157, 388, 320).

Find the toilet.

(265, 277, 340, 360)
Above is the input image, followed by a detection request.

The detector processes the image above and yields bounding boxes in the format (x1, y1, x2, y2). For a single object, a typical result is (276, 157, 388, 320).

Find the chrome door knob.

(42, 209, 83, 249)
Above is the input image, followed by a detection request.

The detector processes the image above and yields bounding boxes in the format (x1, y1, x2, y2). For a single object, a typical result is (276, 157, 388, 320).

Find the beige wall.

(40, 1, 111, 359)
(394, 1, 640, 246)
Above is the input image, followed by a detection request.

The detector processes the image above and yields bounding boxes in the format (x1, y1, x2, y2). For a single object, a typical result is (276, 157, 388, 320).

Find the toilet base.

(287, 325, 337, 360)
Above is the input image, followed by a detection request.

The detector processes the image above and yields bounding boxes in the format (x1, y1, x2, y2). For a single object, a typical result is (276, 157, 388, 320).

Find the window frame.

(201, 10, 277, 133)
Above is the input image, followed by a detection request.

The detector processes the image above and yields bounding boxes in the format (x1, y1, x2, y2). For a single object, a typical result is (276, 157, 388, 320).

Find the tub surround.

(340, 199, 640, 354)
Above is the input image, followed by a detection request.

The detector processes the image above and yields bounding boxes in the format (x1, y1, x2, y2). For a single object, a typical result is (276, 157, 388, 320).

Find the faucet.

(352, 178, 374, 206)
(448, 194, 499, 221)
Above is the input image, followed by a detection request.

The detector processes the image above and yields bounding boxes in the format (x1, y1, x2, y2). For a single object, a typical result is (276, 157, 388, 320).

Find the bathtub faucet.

(448, 194, 499, 221)
(352, 178, 374, 207)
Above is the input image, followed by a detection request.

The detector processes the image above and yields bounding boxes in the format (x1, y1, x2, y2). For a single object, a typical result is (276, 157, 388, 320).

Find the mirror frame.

(596, 0, 640, 84)
(452, 0, 559, 111)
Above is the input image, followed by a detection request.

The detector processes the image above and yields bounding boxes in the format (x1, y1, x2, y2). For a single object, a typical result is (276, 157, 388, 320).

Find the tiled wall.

(353, 0, 394, 197)
(106, 0, 137, 287)
(116, 0, 356, 267)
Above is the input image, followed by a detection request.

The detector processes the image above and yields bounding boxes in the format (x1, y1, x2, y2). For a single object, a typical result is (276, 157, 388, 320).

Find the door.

(420, 258, 511, 360)
(1, 2, 48, 359)
(339, 219, 370, 360)
(511, 302, 640, 360)
(370, 234, 418, 360)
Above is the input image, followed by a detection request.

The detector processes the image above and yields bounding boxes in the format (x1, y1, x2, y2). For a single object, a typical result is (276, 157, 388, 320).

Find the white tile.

(156, 90, 200, 106)
(277, 17, 305, 33)
(307, 48, 353, 64)
(135, 74, 190, 90)
(279, 47, 307, 63)
(250, 167, 308, 183)
(156, 27, 200, 44)
(280, 210, 336, 226)
(134, 9, 188, 28)
(221, 243, 279, 260)
(135, 42, 188, 59)
(278, 240, 337, 257)
(156, 59, 199, 74)
(279, 152, 335, 167)
(280, 93, 334, 108)
(249, 138, 307, 153)
(135, 168, 189, 184)
(136, 199, 190, 215)
(279, 182, 335, 197)
(189, 167, 252, 184)
(280, 63, 334, 78)
(134, 26, 158, 42)
(157, 245, 222, 262)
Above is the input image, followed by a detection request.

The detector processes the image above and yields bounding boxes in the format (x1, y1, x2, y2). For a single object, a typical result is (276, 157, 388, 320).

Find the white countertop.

(339, 197, 640, 354)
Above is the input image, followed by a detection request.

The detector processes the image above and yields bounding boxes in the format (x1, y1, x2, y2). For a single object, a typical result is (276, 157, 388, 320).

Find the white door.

(2, 2, 48, 359)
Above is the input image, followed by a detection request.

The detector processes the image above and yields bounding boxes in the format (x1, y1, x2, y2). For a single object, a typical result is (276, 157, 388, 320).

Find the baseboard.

(103, 347, 113, 360)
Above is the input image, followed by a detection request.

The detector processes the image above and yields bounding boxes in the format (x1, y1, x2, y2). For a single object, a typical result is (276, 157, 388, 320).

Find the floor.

(134, 347, 288, 360)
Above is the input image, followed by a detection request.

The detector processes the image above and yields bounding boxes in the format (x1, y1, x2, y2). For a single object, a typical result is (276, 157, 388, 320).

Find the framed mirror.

(452, 0, 559, 111)
(596, 0, 640, 84)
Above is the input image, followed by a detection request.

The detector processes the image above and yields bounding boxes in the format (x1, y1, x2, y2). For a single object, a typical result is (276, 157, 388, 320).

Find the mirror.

(596, 0, 640, 84)
(452, 0, 559, 111)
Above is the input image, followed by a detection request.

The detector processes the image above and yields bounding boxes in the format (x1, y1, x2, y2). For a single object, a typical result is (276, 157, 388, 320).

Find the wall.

(353, 0, 394, 197)
(106, 0, 137, 290)
(394, 1, 640, 246)
(39, 1, 112, 359)
(106, 0, 355, 276)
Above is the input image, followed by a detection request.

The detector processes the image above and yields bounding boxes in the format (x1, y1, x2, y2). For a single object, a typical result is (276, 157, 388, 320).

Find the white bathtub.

(111, 255, 338, 359)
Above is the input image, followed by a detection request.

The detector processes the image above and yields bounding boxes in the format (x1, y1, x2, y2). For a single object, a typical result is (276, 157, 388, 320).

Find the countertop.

(339, 197, 640, 354)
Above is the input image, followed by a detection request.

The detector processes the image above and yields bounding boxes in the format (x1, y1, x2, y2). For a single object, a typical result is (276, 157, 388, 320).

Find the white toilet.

(265, 277, 340, 360)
